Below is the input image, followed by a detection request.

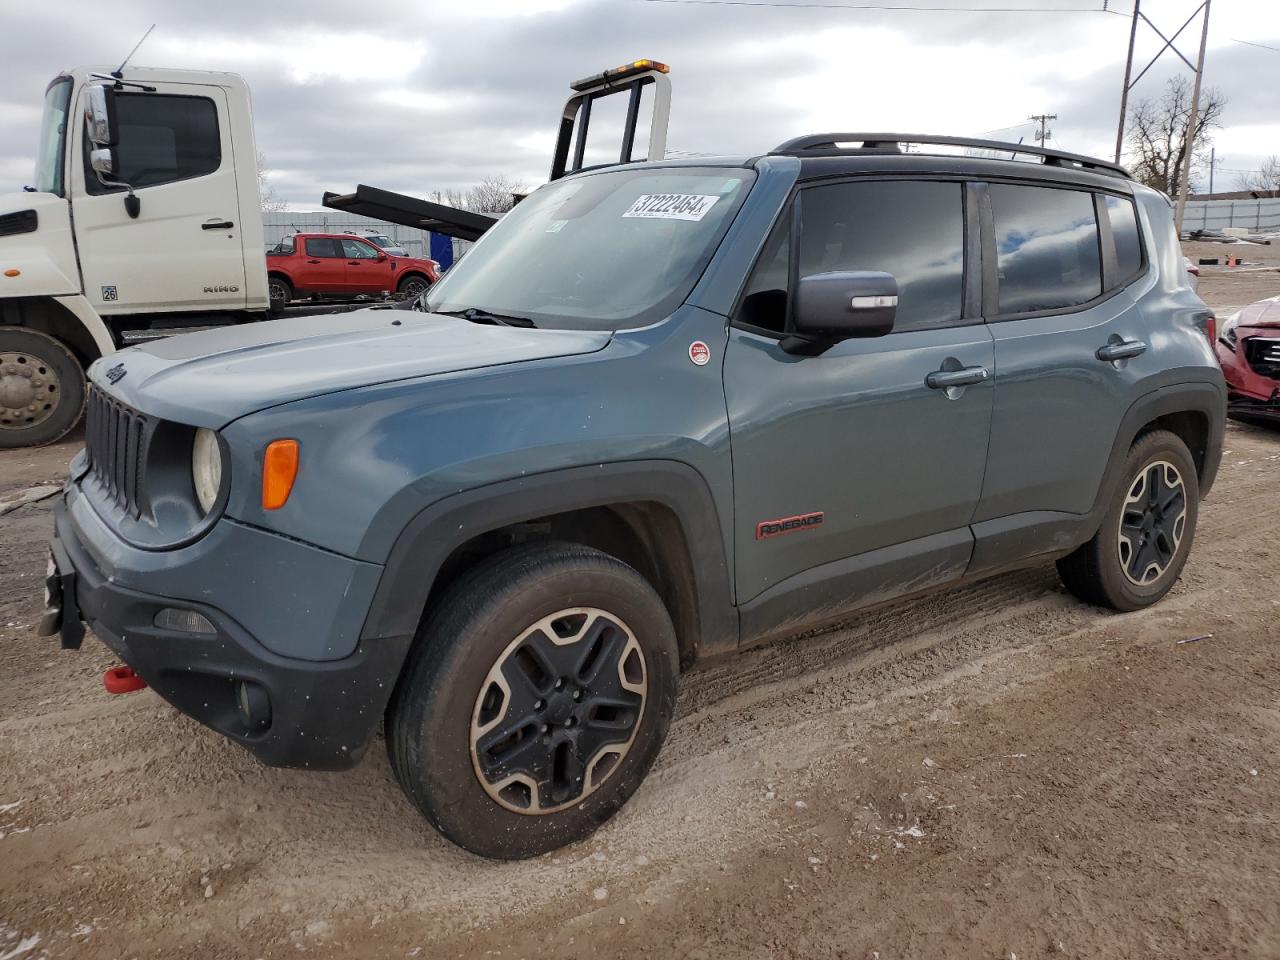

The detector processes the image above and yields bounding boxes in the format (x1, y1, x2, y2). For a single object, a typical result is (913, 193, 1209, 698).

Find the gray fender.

(359, 460, 739, 662)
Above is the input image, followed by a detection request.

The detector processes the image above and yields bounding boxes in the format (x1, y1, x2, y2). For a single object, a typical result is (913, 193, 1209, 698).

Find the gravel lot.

(1, 268, 1278, 959)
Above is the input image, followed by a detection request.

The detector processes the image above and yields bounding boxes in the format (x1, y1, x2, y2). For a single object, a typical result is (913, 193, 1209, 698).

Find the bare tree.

(431, 175, 526, 215)
(257, 151, 288, 212)
(1125, 76, 1226, 198)
(1236, 156, 1280, 198)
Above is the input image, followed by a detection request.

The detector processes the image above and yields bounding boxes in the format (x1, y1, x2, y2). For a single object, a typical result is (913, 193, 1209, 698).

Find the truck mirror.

(85, 84, 118, 147)
(88, 147, 118, 178)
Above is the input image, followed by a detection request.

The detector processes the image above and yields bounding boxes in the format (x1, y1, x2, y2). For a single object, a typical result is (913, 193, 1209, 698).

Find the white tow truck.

(1, 57, 673, 449)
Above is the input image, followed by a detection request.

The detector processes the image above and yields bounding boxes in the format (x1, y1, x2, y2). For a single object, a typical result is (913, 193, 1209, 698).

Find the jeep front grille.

(84, 384, 152, 517)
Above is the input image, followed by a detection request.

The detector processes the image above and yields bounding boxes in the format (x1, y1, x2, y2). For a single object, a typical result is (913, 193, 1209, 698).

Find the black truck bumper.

(44, 499, 410, 771)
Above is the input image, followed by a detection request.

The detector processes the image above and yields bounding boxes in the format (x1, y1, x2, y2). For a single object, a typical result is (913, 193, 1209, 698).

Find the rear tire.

(267, 275, 292, 314)
(387, 542, 679, 860)
(0, 328, 86, 448)
(1057, 430, 1199, 611)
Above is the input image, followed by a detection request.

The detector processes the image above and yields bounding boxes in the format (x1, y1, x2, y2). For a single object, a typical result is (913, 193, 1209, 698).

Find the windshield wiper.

(436, 307, 537, 328)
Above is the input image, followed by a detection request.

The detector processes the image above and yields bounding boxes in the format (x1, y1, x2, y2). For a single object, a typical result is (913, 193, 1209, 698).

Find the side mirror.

(376, 252, 388, 262)
(85, 84, 118, 147)
(85, 84, 140, 219)
(785, 271, 897, 353)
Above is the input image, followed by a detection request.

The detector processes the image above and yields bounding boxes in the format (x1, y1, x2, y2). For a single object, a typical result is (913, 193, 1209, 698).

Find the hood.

(92, 309, 611, 427)
(0, 191, 80, 297)
(1238, 296, 1280, 330)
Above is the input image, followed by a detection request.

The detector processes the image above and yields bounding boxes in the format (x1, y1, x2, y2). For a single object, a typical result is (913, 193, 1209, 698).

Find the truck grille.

(1244, 337, 1280, 380)
(84, 384, 151, 517)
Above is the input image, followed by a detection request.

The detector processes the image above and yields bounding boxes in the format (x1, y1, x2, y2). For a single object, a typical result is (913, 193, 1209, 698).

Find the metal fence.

(1182, 197, 1280, 234)
(261, 211, 468, 264)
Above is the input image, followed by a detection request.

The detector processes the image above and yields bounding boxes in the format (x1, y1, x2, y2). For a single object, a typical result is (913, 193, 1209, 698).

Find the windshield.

(424, 166, 755, 330)
(34, 78, 72, 196)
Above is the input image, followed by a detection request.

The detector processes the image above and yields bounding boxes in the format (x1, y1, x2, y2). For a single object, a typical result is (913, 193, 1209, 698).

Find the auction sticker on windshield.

(622, 194, 720, 221)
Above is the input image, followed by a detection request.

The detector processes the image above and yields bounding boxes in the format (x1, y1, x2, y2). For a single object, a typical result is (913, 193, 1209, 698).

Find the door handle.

(926, 366, 990, 389)
(1096, 339, 1147, 362)
(347, 261, 362, 266)
(202, 220, 234, 230)
(307, 259, 321, 264)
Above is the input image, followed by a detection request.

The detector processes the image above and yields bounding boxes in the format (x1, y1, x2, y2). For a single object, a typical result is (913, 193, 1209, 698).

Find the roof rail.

(770, 133, 1131, 180)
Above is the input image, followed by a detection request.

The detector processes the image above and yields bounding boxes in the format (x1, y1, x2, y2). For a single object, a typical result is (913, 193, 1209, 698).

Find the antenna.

(113, 24, 156, 79)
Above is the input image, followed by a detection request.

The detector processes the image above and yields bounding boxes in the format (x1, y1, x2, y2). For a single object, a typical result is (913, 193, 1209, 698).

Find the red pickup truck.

(266, 233, 440, 308)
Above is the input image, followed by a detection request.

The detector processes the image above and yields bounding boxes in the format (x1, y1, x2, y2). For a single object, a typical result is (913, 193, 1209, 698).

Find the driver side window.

(342, 239, 380, 259)
(84, 93, 221, 195)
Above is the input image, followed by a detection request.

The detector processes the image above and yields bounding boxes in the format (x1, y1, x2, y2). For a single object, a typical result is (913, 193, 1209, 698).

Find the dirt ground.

(1, 268, 1278, 960)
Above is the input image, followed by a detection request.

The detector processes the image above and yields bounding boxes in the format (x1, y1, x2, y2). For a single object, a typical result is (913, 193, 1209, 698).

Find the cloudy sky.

(2, 0, 1277, 208)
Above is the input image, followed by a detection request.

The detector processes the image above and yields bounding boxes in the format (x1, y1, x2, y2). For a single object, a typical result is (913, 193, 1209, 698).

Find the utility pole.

(1029, 113, 1057, 148)
(1115, 0, 1141, 163)
(1174, 0, 1212, 236)
(1208, 147, 1217, 196)
(1111, 0, 1208, 193)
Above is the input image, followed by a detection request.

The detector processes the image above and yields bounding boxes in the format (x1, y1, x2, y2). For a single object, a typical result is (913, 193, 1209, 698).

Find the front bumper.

(47, 499, 411, 770)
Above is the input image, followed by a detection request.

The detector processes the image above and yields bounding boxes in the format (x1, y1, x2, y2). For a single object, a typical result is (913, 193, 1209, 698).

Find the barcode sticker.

(622, 194, 720, 222)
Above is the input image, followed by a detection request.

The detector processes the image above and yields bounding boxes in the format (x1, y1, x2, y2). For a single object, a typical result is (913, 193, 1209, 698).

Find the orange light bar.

(612, 59, 668, 76)
(570, 59, 670, 92)
(262, 439, 299, 510)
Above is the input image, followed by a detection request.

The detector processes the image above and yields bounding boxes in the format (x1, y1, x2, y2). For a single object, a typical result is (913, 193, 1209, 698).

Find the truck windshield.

(424, 166, 755, 330)
(34, 78, 72, 196)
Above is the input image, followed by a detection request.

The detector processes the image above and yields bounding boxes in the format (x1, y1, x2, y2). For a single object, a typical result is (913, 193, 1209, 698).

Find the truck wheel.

(387, 542, 679, 859)
(1057, 430, 1199, 612)
(267, 276, 292, 313)
(0, 328, 86, 449)
(396, 275, 430, 300)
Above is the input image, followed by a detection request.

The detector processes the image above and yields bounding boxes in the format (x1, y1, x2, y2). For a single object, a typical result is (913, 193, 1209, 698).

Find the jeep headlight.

(192, 428, 224, 514)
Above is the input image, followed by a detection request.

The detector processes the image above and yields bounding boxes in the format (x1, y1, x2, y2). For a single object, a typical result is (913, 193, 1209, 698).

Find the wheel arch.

(1087, 378, 1226, 530)
(361, 461, 739, 669)
(1, 295, 113, 368)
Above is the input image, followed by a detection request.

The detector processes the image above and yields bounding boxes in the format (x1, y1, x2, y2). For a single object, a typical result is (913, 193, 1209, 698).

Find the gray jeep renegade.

(42, 123, 1224, 858)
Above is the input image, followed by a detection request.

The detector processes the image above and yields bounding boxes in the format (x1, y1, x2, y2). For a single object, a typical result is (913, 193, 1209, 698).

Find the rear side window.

(990, 184, 1101, 315)
(85, 93, 221, 194)
(304, 238, 343, 258)
(798, 181, 965, 333)
(1104, 194, 1144, 282)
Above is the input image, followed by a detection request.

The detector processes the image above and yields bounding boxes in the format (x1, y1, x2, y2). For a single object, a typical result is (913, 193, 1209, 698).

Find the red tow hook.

(103, 666, 147, 695)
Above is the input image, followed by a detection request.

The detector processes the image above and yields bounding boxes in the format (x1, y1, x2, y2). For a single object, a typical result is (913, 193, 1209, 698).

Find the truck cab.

(1, 66, 267, 447)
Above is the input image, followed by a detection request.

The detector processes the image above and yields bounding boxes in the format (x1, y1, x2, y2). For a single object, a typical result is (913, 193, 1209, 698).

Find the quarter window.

(990, 184, 1102, 315)
(1104, 194, 1144, 282)
(797, 181, 966, 333)
(737, 215, 790, 333)
(304, 238, 343, 258)
(85, 93, 221, 194)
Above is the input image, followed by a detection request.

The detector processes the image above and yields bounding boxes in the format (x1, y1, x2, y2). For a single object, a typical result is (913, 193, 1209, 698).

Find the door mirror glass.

(793, 271, 897, 340)
(88, 146, 117, 178)
(85, 84, 118, 147)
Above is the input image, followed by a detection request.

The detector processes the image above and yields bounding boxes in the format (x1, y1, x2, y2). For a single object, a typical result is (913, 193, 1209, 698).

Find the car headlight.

(1219, 312, 1241, 350)
(192, 428, 224, 514)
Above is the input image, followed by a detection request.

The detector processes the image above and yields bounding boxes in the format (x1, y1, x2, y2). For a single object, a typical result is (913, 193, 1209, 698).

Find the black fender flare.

(359, 460, 739, 662)
(1086, 376, 1226, 530)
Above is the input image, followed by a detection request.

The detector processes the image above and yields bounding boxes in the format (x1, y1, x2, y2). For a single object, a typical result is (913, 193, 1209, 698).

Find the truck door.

(724, 179, 994, 633)
(70, 82, 248, 315)
(340, 237, 395, 294)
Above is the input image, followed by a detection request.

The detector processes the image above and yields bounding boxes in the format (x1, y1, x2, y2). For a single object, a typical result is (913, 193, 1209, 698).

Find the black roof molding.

(771, 133, 1131, 181)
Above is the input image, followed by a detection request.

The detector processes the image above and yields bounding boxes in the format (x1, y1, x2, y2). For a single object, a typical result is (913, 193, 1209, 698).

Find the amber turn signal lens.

(262, 439, 299, 510)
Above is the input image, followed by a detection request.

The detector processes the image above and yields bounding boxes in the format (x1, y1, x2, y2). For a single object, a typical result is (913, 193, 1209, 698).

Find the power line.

(1231, 38, 1280, 54)
(628, 0, 1117, 12)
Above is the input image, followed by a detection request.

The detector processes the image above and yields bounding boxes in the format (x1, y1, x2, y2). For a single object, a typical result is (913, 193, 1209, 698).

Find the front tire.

(0, 328, 86, 448)
(387, 542, 679, 860)
(396, 274, 430, 301)
(1057, 430, 1200, 611)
